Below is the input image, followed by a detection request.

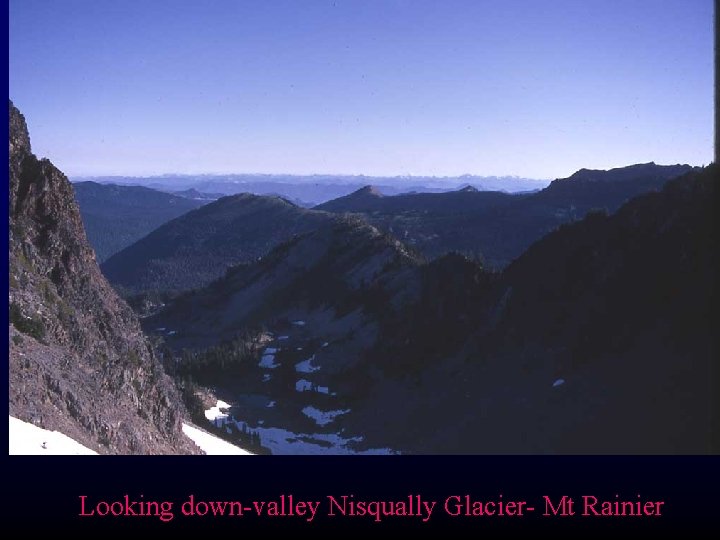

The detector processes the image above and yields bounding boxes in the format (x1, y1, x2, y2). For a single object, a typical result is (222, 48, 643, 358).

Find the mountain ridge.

(315, 162, 697, 267)
(73, 181, 206, 261)
(102, 192, 337, 294)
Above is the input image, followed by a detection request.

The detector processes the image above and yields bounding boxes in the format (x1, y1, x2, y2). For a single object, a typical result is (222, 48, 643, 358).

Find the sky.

(9, 0, 714, 180)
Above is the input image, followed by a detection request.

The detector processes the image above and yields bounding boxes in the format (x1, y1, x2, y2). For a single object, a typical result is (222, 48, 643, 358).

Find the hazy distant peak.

(221, 192, 298, 207)
(457, 184, 479, 193)
(355, 185, 384, 196)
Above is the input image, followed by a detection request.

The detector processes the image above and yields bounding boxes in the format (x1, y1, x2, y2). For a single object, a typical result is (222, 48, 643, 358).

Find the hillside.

(102, 193, 335, 294)
(8, 101, 199, 454)
(146, 217, 422, 349)
(73, 181, 206, 262)
(316, 163, 696, 267)
(356, 165, 717, 453)
(147, 164, 717, 454)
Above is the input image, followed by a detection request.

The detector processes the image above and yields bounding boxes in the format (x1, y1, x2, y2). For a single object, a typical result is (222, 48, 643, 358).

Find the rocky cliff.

(8, 100, 198, 454)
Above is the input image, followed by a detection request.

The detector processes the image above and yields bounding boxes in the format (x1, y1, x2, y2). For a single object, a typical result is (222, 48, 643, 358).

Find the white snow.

(552, 378, 566, 388)
(321, 342, 329, 348)
(204, 400, 231, 426)
(295, 379, 313, 392)
(181, 423, 253, 455)
(292, 320, 306, 326)
(264, 347, 279, 354)
(251, 425, 395, 455)
(167, 330, 177, 336)
(302, 406, 350, 426)
(317, 386, 330, 395)
(266, 400, 276, 408)
(8, 416, 98, 455)
(295, 356, 320, 373)
(262, 373, 272, 382)
(278, 336, 289, 341)
(258, 353, 279, 369)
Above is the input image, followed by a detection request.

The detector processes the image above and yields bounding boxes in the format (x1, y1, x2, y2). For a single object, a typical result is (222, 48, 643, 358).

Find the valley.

(8, 101, 716, 455)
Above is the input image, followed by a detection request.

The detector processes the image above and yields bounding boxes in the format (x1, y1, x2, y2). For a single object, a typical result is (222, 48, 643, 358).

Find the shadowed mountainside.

(316, 162, 696, 268)
(102, 193, 337, 294)
(149, 164, 717, 454)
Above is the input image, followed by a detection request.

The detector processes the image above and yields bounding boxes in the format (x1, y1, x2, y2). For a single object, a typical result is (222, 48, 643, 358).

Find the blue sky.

(9, 0, 714, 179)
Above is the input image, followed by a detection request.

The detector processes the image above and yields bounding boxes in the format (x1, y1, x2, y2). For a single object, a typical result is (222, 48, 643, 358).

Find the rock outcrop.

(8, 100, 198, 454)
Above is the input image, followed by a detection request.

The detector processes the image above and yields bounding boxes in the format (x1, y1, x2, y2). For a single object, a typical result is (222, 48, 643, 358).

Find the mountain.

(146, 164, 716, 454)
(146, 217, 421, 349)
(354, 164, 717, 453)
(8, 101, 198, 454)
(73, 173, 548, 205)
(316, 163, 697, 268)
(314, 185, 385, 213)
(171, 188, 224, 201)
(73, 181, 206, 262)
(101, 193, 335, 294)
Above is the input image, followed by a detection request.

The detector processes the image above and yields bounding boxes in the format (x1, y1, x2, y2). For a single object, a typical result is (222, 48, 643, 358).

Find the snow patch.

(296, 379, 312, 392)
(8, 416, 97, 455)
(552, 378, 566, 388)
(302, 406, 350, 427)
(204, 400, 231, 426)
(251, 425, 395, 455)
(292, 320, 306, 326)
(259, 353, 279, 369)
(295, 356, 320, 373)
(181, 423, 253, 455)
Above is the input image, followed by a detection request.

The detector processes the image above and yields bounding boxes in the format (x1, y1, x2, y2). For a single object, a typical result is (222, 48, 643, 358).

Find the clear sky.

(9, 0, 714, 180)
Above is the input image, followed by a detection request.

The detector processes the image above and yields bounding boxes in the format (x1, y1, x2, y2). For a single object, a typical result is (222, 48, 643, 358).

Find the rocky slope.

(8, 101, 198, 454)
(147, 217, 422, 350)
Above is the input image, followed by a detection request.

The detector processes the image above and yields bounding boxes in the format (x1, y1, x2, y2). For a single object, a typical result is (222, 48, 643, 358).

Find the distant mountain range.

(73, 181, 207, 262)
(72, 173, 549, 206)
(316, 162, 696, 268)
(98, 162, 696, 298)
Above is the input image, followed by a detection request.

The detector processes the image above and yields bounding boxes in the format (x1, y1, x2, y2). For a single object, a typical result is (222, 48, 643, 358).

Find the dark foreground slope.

(359, 164, 717, 453)
(317, 163, 695, 268)
(8, 101, 198, 454)
(149, 164, 716, 454)
(102, 193, 335, 294)
(73, 181, 206, 262)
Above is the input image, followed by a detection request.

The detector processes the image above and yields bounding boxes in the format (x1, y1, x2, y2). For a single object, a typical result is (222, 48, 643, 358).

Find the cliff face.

(8, 101, 198, 454)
